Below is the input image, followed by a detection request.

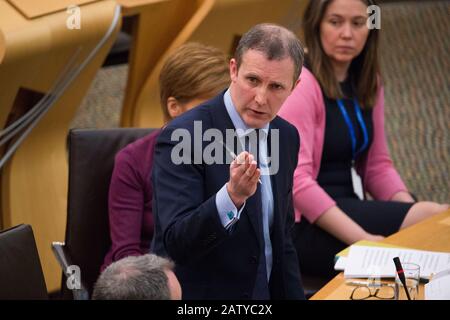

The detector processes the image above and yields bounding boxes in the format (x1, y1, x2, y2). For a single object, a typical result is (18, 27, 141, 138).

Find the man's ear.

(229, 58, 238, 82)
(167, 97, 181, 118)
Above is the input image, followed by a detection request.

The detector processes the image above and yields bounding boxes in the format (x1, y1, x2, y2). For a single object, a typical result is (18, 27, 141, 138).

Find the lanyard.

(336, 98, 369, 160)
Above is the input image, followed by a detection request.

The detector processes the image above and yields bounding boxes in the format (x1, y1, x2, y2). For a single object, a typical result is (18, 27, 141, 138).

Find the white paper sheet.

(343, 245, 450, 279)
(425, 269, 450, 300)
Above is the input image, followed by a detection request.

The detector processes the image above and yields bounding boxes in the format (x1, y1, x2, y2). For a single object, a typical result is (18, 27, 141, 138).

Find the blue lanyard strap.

(336, 98, 369, 160)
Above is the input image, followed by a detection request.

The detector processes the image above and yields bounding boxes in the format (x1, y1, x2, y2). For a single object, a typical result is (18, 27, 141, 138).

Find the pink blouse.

(278, 67, 408, 223)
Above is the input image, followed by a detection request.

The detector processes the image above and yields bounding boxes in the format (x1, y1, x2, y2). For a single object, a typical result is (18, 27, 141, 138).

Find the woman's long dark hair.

(303, 0, 380, 108)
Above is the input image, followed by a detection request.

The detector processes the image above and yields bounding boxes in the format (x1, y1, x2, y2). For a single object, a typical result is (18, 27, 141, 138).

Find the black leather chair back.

(0, 224, 48, 299)
(62, 128, 153, 299)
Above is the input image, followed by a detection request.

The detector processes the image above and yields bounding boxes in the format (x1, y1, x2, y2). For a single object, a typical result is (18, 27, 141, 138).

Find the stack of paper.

(339, 245, 450, 280)
(425, 269, 450, 300)
(334, 240, 400, 271)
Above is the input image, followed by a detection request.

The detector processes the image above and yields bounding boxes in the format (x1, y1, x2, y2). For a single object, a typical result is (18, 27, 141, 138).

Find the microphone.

(393, 257, 411, 300)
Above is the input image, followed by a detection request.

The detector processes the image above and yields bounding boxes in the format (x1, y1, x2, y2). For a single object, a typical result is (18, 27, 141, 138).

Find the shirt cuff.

(216, 183, 246, 229)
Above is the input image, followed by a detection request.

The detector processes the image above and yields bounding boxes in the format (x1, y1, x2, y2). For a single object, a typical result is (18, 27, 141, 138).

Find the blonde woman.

(103, 43, 230, 270)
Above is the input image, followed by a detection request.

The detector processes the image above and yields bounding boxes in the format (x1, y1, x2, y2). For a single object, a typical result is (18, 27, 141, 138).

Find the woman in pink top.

(279, 0, 448, 278)
(102, 43, 230, 270)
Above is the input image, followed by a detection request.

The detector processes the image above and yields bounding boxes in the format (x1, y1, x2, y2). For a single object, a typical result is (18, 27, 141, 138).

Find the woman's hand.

(316, 206, 385, 245)
(390, 191, 415, 203)
(363, 233, 385, 242)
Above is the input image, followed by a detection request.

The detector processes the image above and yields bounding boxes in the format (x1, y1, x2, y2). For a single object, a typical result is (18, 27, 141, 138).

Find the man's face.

(229, 49, 298, 129)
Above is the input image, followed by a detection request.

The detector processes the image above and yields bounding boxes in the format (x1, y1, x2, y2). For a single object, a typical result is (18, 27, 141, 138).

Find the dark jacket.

(152, 92, 304, 300)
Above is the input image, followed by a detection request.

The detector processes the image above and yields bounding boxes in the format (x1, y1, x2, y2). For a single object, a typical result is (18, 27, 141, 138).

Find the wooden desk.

(311, 209, 450, 300)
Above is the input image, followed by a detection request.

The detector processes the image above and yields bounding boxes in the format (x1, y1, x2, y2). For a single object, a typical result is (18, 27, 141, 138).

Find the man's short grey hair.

(92, 254, 175, 300)
(234, 23, 304, 85)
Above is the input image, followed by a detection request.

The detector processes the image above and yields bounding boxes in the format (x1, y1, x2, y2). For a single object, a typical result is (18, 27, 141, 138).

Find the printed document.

(343, 245, 450, 279)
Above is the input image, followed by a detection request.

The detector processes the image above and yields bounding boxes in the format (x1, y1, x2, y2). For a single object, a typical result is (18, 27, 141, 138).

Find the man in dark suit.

(152, 23, 305, 299)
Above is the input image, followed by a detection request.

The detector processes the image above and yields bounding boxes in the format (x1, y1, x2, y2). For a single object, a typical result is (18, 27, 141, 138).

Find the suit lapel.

(268, 121, 281, 241)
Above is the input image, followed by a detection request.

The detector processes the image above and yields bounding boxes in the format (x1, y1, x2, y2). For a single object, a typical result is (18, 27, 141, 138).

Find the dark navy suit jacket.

(151, 92, 305, 300)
